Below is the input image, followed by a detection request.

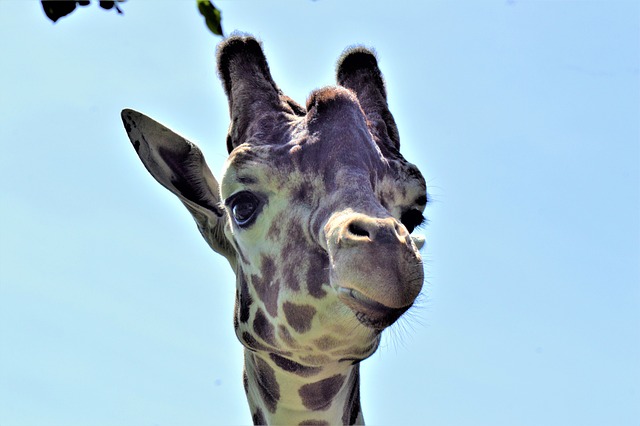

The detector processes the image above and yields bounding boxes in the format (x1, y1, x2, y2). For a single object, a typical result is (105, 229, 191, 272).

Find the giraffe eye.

(227, 191, 261, 227)
(400, 209, 425, 234)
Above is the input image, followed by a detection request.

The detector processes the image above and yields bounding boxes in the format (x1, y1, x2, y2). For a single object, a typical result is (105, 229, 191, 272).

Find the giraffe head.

(122, 35, 427, 421)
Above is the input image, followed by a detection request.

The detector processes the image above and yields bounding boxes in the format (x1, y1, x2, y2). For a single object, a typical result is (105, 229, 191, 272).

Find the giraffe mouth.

(337, 287, 410, 330)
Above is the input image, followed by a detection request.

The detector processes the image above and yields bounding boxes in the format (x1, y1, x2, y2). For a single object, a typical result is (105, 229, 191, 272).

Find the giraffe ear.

(336, 48, 400, 155)
(121, 109, 236, 265)
(217, 35, 300, 153)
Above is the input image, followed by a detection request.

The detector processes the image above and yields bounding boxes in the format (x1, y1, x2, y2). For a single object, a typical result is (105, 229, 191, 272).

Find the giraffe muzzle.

(324, 212, 424, 329)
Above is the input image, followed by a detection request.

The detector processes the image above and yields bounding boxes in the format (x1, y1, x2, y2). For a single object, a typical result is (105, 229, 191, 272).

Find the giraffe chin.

(337, 287, 410, 330)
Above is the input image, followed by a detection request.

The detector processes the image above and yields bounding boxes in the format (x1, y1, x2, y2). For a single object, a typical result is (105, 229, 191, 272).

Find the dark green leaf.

(197, 0, 223, 36)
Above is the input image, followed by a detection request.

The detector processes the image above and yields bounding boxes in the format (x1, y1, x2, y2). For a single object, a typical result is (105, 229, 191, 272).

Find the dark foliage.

(197, 0, 223, 36)
(41, 1, 124, 23)
(40, 0, 223, 36)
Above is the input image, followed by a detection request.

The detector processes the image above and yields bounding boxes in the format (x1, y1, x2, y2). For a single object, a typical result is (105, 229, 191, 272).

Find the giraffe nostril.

(336, 215, 412, 247)
(348, 222, 370, 238)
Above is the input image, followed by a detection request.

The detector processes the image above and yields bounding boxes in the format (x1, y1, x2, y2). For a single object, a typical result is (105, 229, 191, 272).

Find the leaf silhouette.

(197, 0, 224, 36)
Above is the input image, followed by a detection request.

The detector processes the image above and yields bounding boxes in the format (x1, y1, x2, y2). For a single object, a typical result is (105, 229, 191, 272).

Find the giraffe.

(121, 35, 428, 425)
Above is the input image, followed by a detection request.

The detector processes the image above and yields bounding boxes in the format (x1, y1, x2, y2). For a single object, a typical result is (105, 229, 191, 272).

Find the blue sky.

(1, 1, 638, 425)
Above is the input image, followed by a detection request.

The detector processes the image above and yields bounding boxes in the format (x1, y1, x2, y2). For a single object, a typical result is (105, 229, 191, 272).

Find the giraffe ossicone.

(122, 34, 428, 425)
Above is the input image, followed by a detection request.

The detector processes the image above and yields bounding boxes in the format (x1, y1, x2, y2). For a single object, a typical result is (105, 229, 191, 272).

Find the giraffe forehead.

(221, 88, 388, 196)
(221, 138, 385, 206)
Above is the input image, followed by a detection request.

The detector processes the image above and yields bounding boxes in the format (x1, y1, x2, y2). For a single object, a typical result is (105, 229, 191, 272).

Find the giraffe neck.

(243, 350, 364, 425)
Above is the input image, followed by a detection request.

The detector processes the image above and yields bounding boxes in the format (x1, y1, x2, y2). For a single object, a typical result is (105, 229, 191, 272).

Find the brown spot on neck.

(283, 302, 316, 333)
(314, 335, 339, 351)
(268, 353, 322, 377)
(253, 308, 276, 346)
(252, 355, 281, 413)
(298, 374, 347, 411)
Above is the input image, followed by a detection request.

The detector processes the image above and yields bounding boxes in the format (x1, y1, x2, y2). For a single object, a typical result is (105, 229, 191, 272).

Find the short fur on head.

(122, 34, 428, 425)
